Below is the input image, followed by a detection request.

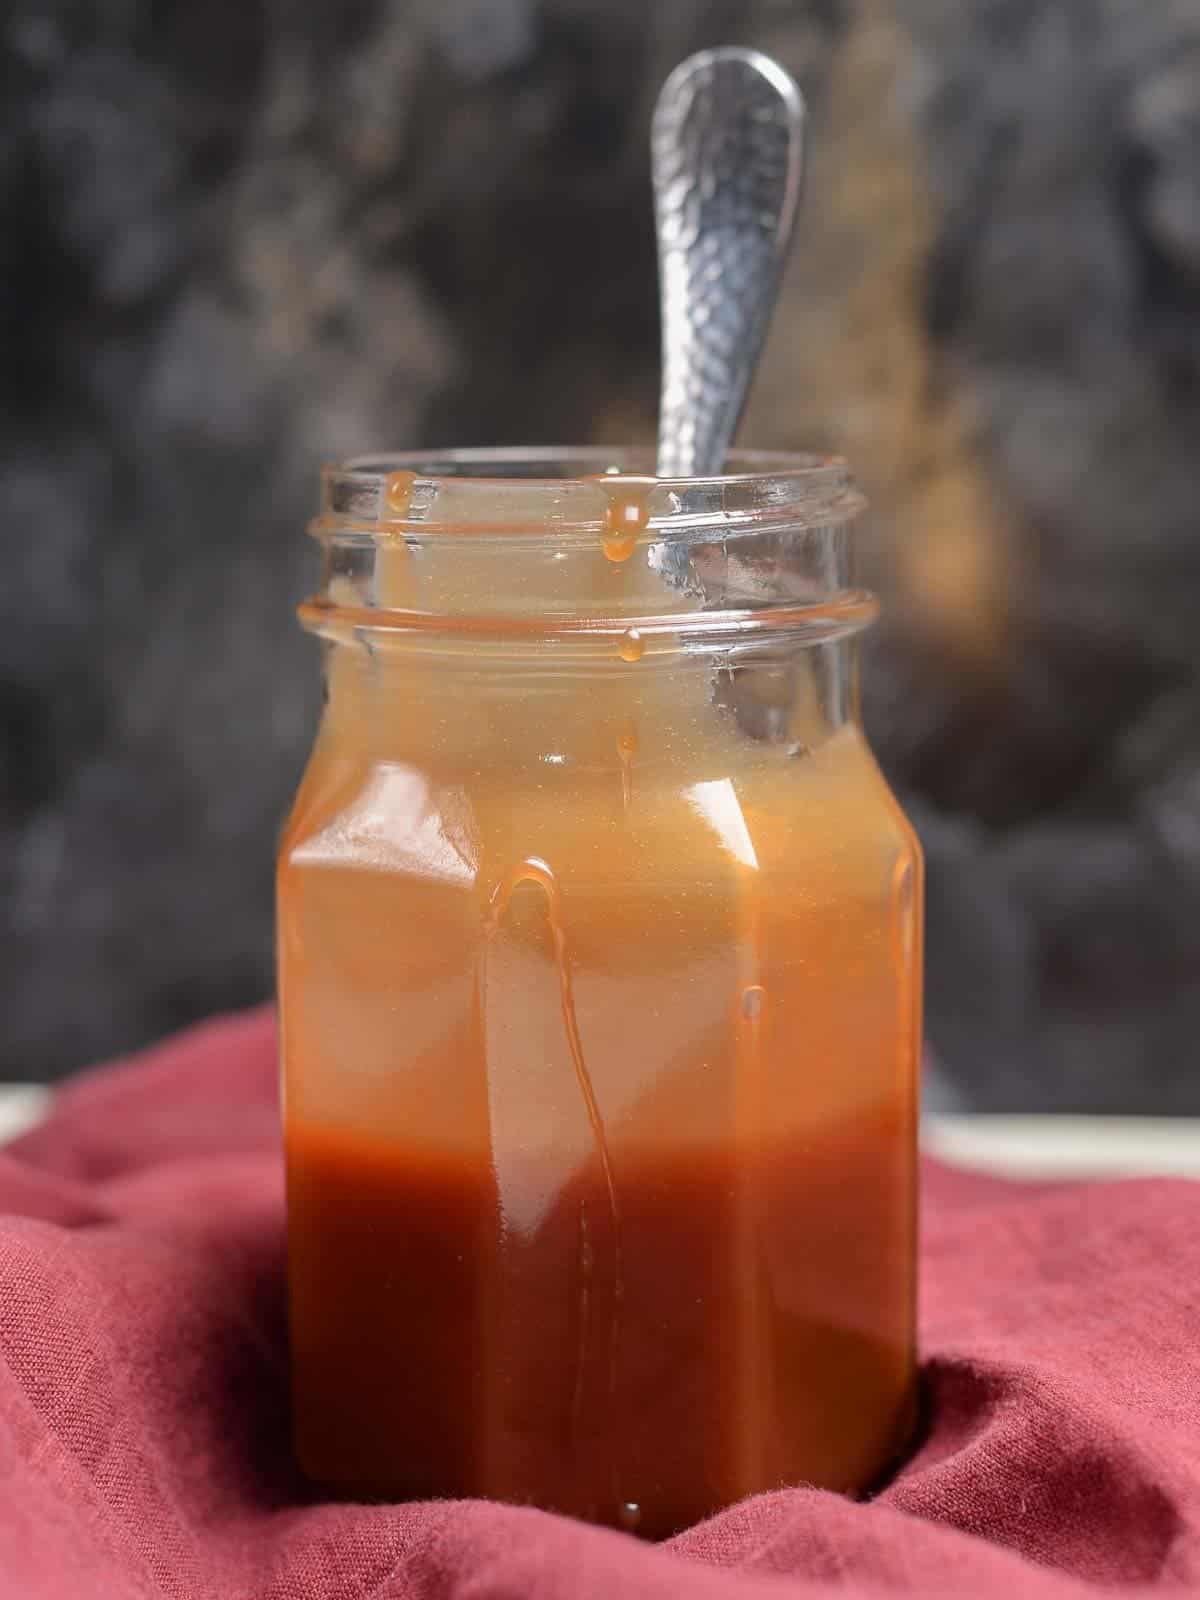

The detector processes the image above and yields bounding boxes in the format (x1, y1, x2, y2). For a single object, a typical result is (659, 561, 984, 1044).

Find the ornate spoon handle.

(653, 48, 806, 479)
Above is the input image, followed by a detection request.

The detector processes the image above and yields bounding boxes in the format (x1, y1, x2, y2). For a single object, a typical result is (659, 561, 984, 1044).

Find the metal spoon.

(653, 48, 806, 479)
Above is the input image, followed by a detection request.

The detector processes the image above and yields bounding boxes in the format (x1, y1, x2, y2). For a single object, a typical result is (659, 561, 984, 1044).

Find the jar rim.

(336, 445, 846, 486)
(315, 446, 865, 541)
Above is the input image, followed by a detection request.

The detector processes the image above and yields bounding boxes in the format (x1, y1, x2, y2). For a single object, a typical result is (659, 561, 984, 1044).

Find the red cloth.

(2, 1009, 1198, 1598)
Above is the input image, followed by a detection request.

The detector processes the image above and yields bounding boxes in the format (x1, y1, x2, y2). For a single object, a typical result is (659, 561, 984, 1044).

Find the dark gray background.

(3, 0, 1200, 1109)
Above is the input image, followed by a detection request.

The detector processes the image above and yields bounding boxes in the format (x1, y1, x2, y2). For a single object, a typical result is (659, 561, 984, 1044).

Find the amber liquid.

(279, 525, 921, 1536)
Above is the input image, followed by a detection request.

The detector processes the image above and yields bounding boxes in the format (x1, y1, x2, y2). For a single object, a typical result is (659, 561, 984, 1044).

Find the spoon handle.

(653, 49, 806, 479)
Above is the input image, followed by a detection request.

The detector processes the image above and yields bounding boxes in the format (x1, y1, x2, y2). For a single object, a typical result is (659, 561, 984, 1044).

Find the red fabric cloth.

(2, 1008, 1198, 1598)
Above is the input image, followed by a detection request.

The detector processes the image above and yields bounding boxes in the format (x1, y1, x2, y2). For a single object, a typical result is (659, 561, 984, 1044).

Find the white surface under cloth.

(1, 1082, 1199, 1180)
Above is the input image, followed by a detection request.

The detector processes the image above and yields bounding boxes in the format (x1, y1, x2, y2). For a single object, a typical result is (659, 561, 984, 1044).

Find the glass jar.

(279, 448, 922, 1538)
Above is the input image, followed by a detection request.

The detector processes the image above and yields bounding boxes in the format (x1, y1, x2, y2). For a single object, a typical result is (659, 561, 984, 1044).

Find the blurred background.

(2, 0, 1199, 1109)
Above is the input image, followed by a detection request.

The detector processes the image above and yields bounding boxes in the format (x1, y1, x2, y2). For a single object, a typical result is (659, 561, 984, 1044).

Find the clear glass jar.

(279, 448, 922, 1537)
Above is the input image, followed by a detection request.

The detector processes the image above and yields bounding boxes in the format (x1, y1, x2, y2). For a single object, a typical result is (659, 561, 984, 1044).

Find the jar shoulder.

(279, 722, 919, 894)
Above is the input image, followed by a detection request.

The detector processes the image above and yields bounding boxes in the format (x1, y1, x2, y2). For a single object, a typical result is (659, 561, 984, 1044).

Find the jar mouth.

(339, 445, 843, 484)
(308, 447, 873, 651)
(316, 446, 865, 540)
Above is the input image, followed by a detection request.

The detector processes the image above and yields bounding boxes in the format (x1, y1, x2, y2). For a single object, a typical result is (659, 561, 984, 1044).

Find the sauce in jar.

(279, 451, 921, 1536)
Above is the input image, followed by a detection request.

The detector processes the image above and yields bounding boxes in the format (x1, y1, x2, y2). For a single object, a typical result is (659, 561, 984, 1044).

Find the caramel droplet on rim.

(385, 470, 416, 518)
(618, 629, 644, 663)
(599, 478, 653, 563)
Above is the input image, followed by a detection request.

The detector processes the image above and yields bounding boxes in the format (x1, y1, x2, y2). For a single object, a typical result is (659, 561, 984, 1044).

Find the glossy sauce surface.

(280, 516, 921, 1536)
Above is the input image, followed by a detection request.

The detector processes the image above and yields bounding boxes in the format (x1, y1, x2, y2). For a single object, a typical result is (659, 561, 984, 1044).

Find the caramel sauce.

(280, 698, 921, 1534)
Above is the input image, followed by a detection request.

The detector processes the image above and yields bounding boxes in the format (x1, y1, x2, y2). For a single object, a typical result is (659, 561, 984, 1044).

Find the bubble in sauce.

(741, 985, 767, 1022)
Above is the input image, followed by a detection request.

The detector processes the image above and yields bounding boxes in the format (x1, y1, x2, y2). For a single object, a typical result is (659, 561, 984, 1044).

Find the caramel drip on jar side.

(483, 856, 624, 1512)
(376, 471, 419, 612)
(733, 843, 766, 1486)
(384, 470, 417, 518)
(617, 726, 638, 815)
(618, 628, 644, 663)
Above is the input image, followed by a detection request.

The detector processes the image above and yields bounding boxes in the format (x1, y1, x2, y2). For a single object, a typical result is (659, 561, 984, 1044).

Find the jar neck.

(317, 630, 860, 780)
(304, 452, 874, 779)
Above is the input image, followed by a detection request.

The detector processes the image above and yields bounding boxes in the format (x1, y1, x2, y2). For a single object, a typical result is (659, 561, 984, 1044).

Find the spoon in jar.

(652, 47, 806, 482)
(650, 48, 808, 737)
